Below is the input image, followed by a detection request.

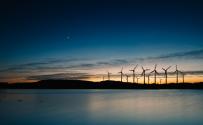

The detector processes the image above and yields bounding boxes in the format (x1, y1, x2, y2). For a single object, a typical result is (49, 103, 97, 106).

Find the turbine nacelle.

(162, 66, 171, 71)
(119, 67, 123, 73)
(141, 66, 150, 76)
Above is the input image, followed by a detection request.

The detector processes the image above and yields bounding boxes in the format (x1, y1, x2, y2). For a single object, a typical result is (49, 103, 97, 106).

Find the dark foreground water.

(0, 89, 203, 125)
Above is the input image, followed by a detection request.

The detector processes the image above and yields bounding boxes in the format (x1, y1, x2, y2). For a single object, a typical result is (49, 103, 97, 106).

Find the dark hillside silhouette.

(1, 80, 203, 89)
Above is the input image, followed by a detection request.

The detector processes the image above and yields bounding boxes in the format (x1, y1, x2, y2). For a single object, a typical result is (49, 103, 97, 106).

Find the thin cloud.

(181, 70, 203, 75)
(0, 58, 91, 72)
(151, 49, 203, 60)
(0, 49, 203, 77)
(96, 58, 130, 66)
(0, 58, 130, 73)
(27, 72, 92, 81)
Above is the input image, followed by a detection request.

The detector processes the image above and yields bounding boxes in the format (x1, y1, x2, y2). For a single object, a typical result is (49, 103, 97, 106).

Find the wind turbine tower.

(136, 77, 140, 84)
(160, 79, 162, 84)
(147, 74, 150, 84)
(141, 66, 150, 84)
(150, 64, 159, 84)
(107, 72, 111, 81)
(118, 67, 124, 82)
(180, 71, 185, 83)
(129, 64, 138, 83)
(162, 66, 171, 84)
(174, 65, 180, 84)
(125, 74, 130, 83)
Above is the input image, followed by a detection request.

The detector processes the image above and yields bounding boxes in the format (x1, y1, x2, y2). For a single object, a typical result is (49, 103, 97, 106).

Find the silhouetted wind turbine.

(136, 77, 140, 84)
(180, 71, 185, 83)
(162, 66, 171, 84)
(160, 79, 162, 84)
(141, 66, 150, 84)
(129, 64, 138, 83)
(150, 64, 159, 84)
(107, 71, 111, 81)
(174, 65, 180, 84)
(118, 67, 123, 82)
(125, 74, 130, 83)
(147, 74, 150, 84)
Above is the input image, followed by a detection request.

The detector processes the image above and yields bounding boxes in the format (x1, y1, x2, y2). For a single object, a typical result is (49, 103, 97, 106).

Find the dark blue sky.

(0, 0, 203, 82)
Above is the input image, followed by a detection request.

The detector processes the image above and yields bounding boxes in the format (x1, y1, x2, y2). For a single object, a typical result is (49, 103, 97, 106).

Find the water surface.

(0, 89, 203, 125)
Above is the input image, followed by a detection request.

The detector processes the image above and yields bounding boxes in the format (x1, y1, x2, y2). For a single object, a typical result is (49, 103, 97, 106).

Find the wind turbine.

(150, 64, 159, 84)
(180, 71, 185, 83)
(129, 64, 138, 83)
(107, 71, 111, 81)
(162, 66, 171, 84)
(141, 66, 150, 84)
(118, 67, 124, 82)
(160, 79, 162, 84)
(174, 65, 180, 84)
(136, 77, 140, 84)
(147, 74, 150, 84)
(125, 74, 130, 83)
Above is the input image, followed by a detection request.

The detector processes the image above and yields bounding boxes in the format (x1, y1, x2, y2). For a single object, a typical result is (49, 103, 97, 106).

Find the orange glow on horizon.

(87, 75, 203, 84)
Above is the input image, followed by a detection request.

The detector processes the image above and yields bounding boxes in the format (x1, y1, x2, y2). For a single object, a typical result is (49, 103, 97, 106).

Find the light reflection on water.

(0, 89, 203, 125)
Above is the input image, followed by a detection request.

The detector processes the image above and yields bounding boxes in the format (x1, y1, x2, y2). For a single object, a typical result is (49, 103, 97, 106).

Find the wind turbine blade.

(121, 67, 123, 72)
(167, 66, 171, 70)
(150, 70, 154, 73)
(162, 68, 165, 71)
(141, 71, 144, 76)
(155, 64, 157, 70)
(134, 64, 138, 70)
(142, 66, 144, 70)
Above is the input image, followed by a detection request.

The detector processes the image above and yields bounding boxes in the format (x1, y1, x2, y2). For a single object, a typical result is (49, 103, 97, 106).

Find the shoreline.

(1, 80, 203, 89)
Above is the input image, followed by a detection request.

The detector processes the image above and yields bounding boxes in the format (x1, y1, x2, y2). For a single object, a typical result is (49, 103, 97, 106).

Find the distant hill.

(1, 80, 203, 89)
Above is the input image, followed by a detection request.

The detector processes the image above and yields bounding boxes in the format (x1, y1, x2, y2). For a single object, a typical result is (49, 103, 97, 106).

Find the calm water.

(0, 89, 203, 125)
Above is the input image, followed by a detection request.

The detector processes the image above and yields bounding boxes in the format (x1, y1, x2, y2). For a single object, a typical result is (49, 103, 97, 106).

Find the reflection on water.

(0, 89, 203, 125)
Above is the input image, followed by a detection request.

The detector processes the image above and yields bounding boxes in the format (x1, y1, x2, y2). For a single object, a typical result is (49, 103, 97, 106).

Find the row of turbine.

(104, 64, 185, 84)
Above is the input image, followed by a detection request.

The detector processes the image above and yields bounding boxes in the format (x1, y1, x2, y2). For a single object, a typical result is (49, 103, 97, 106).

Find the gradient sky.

(0, 0, 203, 83)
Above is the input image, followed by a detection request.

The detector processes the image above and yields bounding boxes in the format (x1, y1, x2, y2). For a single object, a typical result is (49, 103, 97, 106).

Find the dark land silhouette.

(1, 80, 203, 89)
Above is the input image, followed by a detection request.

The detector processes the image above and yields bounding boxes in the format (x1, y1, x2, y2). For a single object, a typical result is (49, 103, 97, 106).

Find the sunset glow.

(0, 0, 203, 83)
